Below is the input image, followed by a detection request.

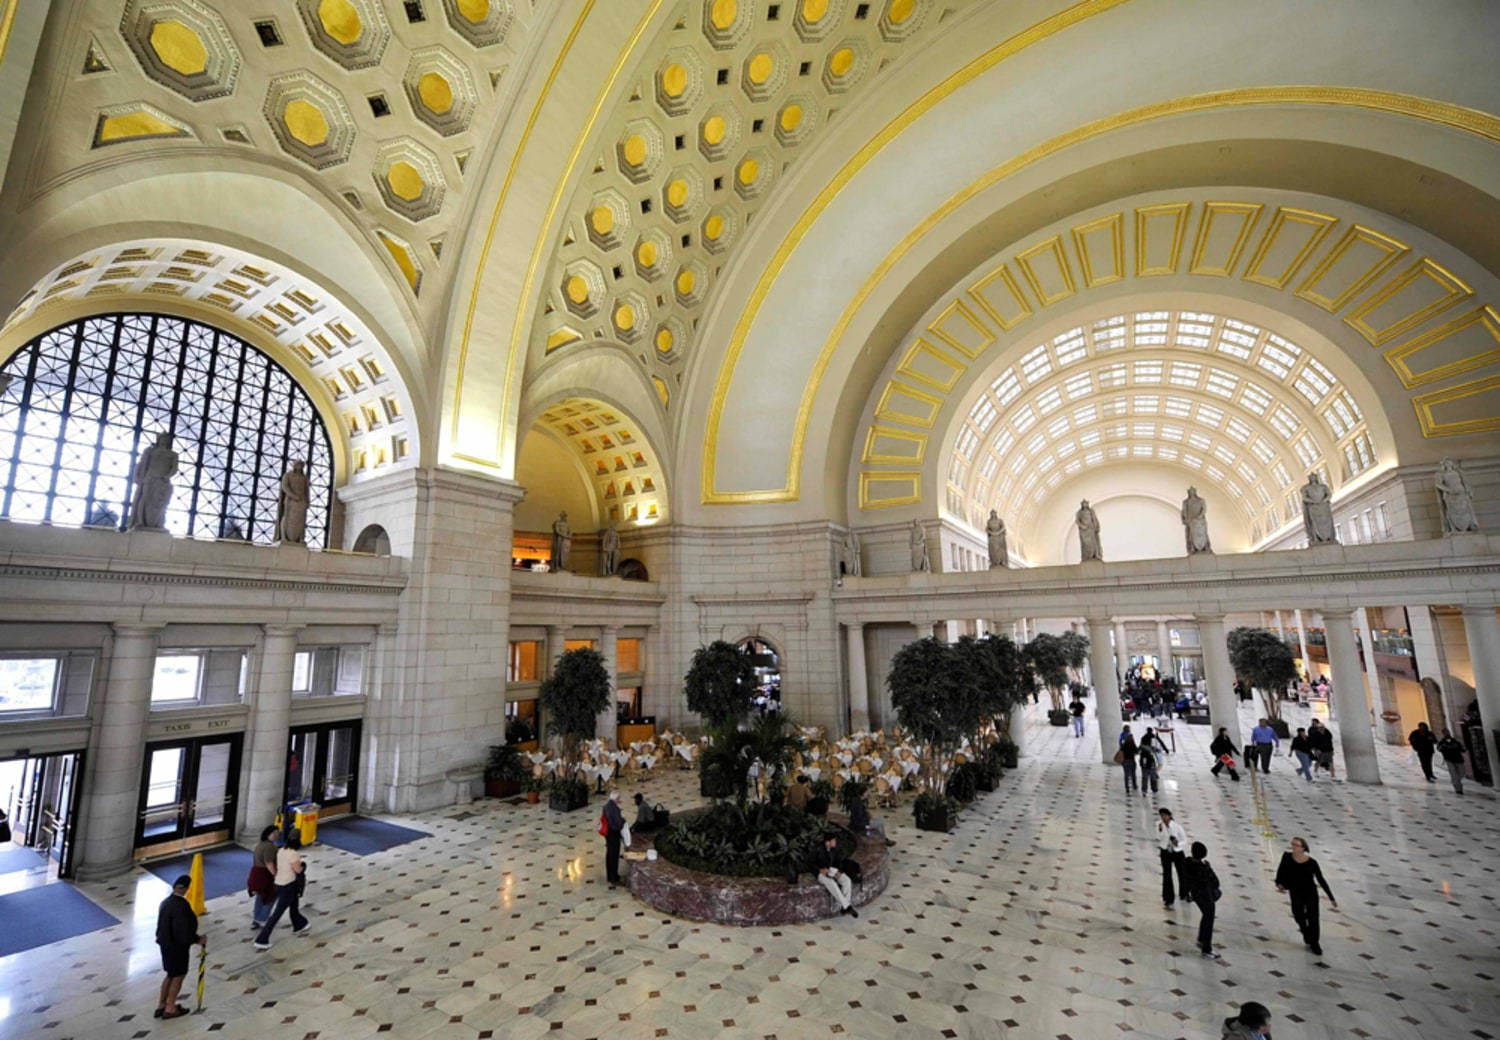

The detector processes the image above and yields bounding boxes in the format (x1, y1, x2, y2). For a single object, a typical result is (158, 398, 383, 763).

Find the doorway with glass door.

(285, 721, 360, 820)
(0, 751, 85, 885)
(134, 735, 243, 858)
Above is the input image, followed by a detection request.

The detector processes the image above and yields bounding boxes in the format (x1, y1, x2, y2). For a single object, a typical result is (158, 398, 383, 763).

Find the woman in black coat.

(1274, 836, 1337, 955)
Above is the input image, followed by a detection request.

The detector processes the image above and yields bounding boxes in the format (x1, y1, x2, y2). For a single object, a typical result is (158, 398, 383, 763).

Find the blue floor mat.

(0, 846, 49, 874)
(0, 883, 119, 958)
(145, 846, 253, 902)
(315, 816, 429, 856)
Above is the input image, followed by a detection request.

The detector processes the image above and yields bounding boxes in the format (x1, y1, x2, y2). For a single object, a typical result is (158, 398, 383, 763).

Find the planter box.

(485, 778, 521, 798)
(1048, 711, 1071, 726)
(548, 786, 590, 812)
(915, 807, 954, 833)
(975, 771, 998, 792)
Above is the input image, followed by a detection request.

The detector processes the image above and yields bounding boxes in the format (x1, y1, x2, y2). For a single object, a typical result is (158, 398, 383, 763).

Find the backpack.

(839, 857, 863, 884)
(1138, 745, 1156, 770)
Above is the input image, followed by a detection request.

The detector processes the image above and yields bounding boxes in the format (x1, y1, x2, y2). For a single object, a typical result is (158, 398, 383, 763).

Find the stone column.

(545, 625, 566, 679)
(363, 622, 403, 812)
(846, 622, 870, 733)
(76, 623, 163, 880)
(1273, 610, 1286, 640)
(237, 624, 301, 841)
(598, 626, 619, 749)
(1406, 606, 1455, 730)
(1087, 616, 1122, 764)
(1156, 619, 1172, 674)
(1323, 609, 1381, 784)
(1293, 608, 1312, 680)
(1113, 620, 1129, 680)
(1355, 608, 1396, 743)
(1461, 604, 1500, 783)
(1197, 614, 1241, 748)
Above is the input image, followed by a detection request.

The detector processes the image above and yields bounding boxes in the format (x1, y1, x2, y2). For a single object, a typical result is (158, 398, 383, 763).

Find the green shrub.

(838, 779, 870, 814)
(654, 804, 853, 878)
(945, 762, 979, 803)
(913, 792, 960, 832)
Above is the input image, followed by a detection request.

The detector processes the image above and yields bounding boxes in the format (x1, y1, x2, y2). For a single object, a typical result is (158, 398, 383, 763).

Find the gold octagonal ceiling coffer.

(700, 205, 740, 255)
(585, 188, 630, 251)
(822, 38, 868, 94)
(733, 148, 773, 201)
(653, 314, 686, 363)
(616, 118, 664, 184)
(701, 0, 749, 50)
(560, 259, 606, 319)
(661, 165, 705, 224)
(120, 0, 240, 102)
(373, 138, 446, 221)
(697, 105, 740, 163)
(264, 72, 356, 170)
(879, 0, 925, 41)
(633, 228, 674, 281)
(402, 47, 477, 136)
(296, 0, 390, 69)
(441, 0, 513, 48)
(610, 290, 650, 344)
(740, 41, 790, 103)
(654, 48, 704, 117)
(673, 259, 708, 308)
(794, 0, 844, 42)
(774, 93, 816, 147)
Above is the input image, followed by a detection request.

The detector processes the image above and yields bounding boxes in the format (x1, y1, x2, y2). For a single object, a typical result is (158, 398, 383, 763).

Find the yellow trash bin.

(293, 803, 319, 846)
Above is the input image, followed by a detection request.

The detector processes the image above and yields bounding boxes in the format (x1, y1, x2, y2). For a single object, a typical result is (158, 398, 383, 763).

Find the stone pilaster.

(237, 624, 301, 840)
(1197, 614, 1241, 749)
(846, 622, 869, 733)
(1461, 604, 1500, 782)
(1087, 616, 1122, 764)
(1323, 609, 1381, 784)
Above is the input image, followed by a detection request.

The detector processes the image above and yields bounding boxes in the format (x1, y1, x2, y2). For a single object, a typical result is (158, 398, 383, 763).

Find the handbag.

(621, 822, 631, 848)
(598, 811, 609, 837)
(1112, 749, 1125, 765)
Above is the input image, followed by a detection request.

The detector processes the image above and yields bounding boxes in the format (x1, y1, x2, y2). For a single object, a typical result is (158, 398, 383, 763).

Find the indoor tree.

(538, 646, 612, 810)
(684, 640, 757, 800)
(1058, 631, 1091, 689)
(1226, 627, 1299, 726)
(1024, 633, 1072, 711)
(889, 637, 974, 829)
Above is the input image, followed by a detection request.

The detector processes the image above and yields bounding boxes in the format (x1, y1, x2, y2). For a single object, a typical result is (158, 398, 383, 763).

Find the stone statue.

(909, 519, 930, 573)
(600, 521, 620, 576)
(1075, 499, 1102, 561)
(219, 519, 249, 542)
(840, 529, 862, 577)
(127, 431, 178, 531)
(1180, 486, 1212, 554)
(1435, 457, 1479, 534)
(986, 509, 1008, 568)
(276, 460, 309, 544)
(551, 511, 572, 571)
(1300, 472, 1337, 544)
(84, 502, 119, 529)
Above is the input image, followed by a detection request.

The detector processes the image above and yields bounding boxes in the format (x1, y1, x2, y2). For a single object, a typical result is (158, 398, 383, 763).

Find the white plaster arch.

(674, 0, 1500, 523)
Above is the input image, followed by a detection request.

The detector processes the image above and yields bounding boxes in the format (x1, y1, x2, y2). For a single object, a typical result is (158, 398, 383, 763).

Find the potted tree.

(1227, 627, 1299, 738)
(889, 637, 970, 832)
(1026, 633, 1074, 719)
(683, 640, 757, 799)
(506, 716, 539, 753)
(484, 743, 527, 798)
(522, 774, 545, 804)
(538, 646, 612, 811)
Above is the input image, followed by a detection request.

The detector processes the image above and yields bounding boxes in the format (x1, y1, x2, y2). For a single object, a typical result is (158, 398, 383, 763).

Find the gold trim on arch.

(702, 86, 1500, 504)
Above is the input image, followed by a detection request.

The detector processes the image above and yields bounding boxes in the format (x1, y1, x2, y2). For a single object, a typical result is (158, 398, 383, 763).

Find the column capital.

(377, 622, 400, 637)
(110, 621, 166, 637)
(262, 623, 304, 638)
(1321, 607, 1354, 622)
(1461, 602, 1500, 617)
(844, 620, 865, 632)
(1193, 612, 1225, 626)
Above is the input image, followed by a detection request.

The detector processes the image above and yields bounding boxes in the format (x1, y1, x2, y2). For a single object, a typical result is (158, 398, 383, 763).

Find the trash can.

(293, 803, 320, 846)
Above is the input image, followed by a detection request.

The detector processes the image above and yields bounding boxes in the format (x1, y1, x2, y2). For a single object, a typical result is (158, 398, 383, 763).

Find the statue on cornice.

(1076, 500, 1102, 562)
(551, 511, 572, 572)
(1181, 487, 1212, 555)
(1435, 458, 1480, 534)
(276, 460, 309, 545)
(1300, 472, 1337, 545)
(127, 431, 178, 532)
(909, 519, 930, 573)
(986, 509, 1008, 568)
(600, 521, 620, 576)
(841, 529, 862, 577)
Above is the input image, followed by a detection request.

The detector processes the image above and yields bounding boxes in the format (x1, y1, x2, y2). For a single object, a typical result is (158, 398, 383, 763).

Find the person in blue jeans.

(1249, 718, 1279, 772)
(254, 832, 309, 951)
(1289, 727, 1314, 781)
(1069, 693, 1086, 737)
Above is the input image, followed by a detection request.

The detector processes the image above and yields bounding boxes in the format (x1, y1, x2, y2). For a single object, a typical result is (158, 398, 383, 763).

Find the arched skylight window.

(0, 313, 333, 546)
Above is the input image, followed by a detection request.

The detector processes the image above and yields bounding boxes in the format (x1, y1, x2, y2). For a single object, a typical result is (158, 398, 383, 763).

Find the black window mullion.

(123, 314, 162, 518)
(1, 333, 46, 516)
(41, 320, 88, 523)
(82, 315, 128, 526)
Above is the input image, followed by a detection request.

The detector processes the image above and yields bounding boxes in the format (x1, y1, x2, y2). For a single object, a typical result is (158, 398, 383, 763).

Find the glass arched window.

(0, 313, 333, 546)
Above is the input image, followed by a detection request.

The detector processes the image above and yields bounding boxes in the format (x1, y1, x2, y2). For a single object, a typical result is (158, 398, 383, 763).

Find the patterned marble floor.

(1, 700, 1497, 1040)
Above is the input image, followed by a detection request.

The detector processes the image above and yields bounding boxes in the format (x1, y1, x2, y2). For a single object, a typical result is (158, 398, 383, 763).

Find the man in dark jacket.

(602, 790, 625, 886)
(1408, 722, 1437, 782)
(155, 875, 206, 1019)
(1183, 842, 1221, 960)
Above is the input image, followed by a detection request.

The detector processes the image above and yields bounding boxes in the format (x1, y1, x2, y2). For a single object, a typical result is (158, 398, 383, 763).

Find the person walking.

(1069, 692, 1086, 738)
(1138, 738, 1160, 798)
(1274, 836, 1337, 956)
(155, 875, 206, 1019)
(1155, 808, 1191, 908)
(254, 833, 310, 950)
(1249, 718, 1279, 773)
(1117, 726, 1138, 795)
(1437, 729, 1467, 794)
(1408, 722, 1438, 782)
(249, 825, 279, 927)
(601, 789, 626, 886)
(1183, 841, 1221, 960)
(1289, 727, 1314, 782)
(1309, 719, 1337, 779)
(1221, 1001, 1273, 1039)
(1209, 727, 1240, 782)
(816, 833, 858, 917)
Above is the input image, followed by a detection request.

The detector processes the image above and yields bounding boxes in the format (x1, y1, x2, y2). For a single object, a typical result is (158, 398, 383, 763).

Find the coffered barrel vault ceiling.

(14, 0, 540, 301)
(529, 0, 975, 409)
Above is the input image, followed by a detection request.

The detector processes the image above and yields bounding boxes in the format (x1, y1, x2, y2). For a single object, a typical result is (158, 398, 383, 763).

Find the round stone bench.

(626, 812, 889, 926)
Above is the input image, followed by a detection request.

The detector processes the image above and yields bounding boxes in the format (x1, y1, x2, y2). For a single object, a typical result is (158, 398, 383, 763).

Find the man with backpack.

(1138, 739, 1160, 797)
(1437, 729, 1467, 794)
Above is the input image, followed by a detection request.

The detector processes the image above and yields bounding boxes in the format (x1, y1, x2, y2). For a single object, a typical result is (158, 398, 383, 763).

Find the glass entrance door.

(135, 735, 243, 852)
(285, 720, 360, 820)
(0, 751, 85, 880)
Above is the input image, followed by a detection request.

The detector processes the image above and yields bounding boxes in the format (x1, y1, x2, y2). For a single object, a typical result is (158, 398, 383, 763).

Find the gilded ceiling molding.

(0, 0, 18, 68)
(702, 86, 1500, 505)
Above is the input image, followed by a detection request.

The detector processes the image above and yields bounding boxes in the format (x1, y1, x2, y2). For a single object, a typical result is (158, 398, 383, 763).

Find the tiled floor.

(1, 700, 1497, 1040)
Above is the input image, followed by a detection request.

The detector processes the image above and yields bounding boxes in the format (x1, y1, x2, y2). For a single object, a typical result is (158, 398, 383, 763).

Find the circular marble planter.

(627, 812, 889, 926)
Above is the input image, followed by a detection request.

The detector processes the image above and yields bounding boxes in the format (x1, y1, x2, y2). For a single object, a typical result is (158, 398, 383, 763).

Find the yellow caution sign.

(187, 852, 207, 915)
